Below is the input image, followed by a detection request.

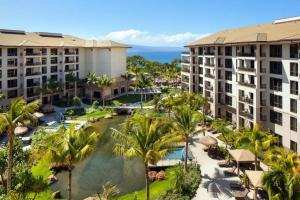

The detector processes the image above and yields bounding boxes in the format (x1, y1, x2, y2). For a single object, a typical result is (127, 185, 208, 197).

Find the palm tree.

(112, 113, 181, 200)
(235, 124, 277, 170)
(172, 105, 202, 172)
(0, 148, 6, 187)
(65, 72, 78, 102)
(160, 93, 177, 118)
(37, 124, 100, 200)
(0, 97, 39, 192)
(47, 79, 62, 105)
(96, 181, 120, 200)
(121, 73, 134, 96)
(97, 75, 114, 106)
(136, 73, 152, 108)
(87, 72, 98, 104)
(211, 119, 232, 149)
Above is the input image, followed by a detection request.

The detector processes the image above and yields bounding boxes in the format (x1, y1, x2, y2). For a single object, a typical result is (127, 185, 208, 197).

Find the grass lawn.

(111, 94, 142, 104)
(76, 110, 111, 120)
(117, 167, 176, 200)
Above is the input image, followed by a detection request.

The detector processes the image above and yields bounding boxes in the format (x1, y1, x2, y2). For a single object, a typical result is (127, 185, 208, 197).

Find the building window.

(50, 66, 57, 73)
(290, 98, 297, 113)
(50, 75, 58, 81)
(50, 48, 58, 55)
(225, 83, 232, 93)
(113, 89, 119, 95)
(42, 67, 47, 74)
(225, 111, 232, 122)
(270, 61, 282, 75)
(270, 94, 282, 108)
(7, 79, 17, 88)
(225, 71, 232, 81)
(270, 78, 282, 91)
(270, 45, 282, 57)
(290, 140, 297, 152)
(7, 69, 17, 78)
(7, 58, 18, 67)
(290, 81, 298, 95)
(290, 117, 297, 131)
(7, 89, 17, 99)
(270, 110, 282, 125)
(0, 48, 2, 57)
(290, 44, 299, 58)
(121, 87, 125, 93)
(225, 46, 232, 56)
(225, 95, 232, 106)
(290, 62, 298, 77)
(7, 48, 17, 56)
(225, 59, 233, 68)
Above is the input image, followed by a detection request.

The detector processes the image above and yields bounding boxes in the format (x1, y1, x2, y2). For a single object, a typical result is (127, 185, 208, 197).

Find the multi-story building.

(181, 16, 300, 153)
(0, 29, 129, 107)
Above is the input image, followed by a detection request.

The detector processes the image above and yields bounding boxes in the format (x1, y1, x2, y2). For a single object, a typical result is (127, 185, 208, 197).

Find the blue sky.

(0, 0, 300, 46)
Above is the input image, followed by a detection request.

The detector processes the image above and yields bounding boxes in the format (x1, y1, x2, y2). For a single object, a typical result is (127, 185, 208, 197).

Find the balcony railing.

(27, 92, 40, 98)
(26, 72, 41, 76)
(204, 51, 215, 56)
(205, 62, 215, 67)
(237, 52, 255, 57)
(25, 52, 42, 56)
(181, 60, 190, 64)
(26, 62, 41, 66)
(27, 82, 40, 87)
(239, 110, 254, 119)
(181, 67, 190, 73)
(65, 60, 76, 64)
(65, 68, 77, 72)
(64, 52, 77, 55)
(238, 81, 256, 88)
(237, 67, 255, 72)
(239, 95, 254, 104)
(205, 73, 215, 79)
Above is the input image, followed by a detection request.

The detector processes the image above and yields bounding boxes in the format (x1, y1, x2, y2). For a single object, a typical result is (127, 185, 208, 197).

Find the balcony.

(237, 67, 255, 72)
(25, 52, 42, 56)
(26, 72, 41, 76)
(239, 95, 254, 104)
(239, 110, 254, 119)
(238, 81, 256, 88)
(64, 52, 78, 55)
(27, 92, 40, 98)
(64, 68, 77, 72)
(204, 51, 215, 56)
(181, 67, 190, 73)
(205, 62, 215, 67)
(26, 62, 41, 66)
(205, 73, 215, 79)
(27, 82, 40, 87)
(181, 60, 190, 64)
(65, 60, 77, 64)
(237, 52, 255, 57)
(205, 85, 213, 91)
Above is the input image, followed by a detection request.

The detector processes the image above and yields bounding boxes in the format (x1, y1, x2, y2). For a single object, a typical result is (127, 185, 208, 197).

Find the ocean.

(127, 51, 181, 63)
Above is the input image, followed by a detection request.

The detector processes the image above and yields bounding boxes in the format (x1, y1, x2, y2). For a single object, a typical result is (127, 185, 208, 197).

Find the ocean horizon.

(128, 51, 181, 63)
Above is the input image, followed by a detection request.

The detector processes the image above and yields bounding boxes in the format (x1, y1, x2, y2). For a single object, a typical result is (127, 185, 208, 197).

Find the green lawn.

(111, 94, 142, 104)
(117, 167, 176, 200)
(76, 110, 111, 120)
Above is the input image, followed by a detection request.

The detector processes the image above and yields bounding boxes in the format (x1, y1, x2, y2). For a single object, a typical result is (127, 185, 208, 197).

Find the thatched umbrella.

(245, 170, 265, 200)
(14, 126, 28, 136)
(33, 112, 44, 118)
(229, 149, 255, 174)
(199, 136, 218, 147)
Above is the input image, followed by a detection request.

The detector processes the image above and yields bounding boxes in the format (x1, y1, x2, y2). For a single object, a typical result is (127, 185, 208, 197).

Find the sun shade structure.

(228, 149, 256, 174)
(33, 112, 44, 118)
(199, 136, 218, 147)
(14, 126, 28, 136)
(245, 170, 265, 200)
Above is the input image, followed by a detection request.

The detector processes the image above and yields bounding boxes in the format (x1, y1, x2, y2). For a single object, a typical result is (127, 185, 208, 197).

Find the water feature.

(50, 116, 145, 200)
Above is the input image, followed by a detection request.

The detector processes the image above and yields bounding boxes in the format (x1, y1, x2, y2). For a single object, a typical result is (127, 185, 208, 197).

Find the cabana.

(228, 149, 256, 174)
(199, 136, 218, 147)
(245, 170, 265, 200)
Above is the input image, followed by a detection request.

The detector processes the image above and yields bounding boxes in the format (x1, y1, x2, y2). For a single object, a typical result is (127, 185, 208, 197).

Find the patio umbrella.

(245, 170, 265, 200)
(14, 126, 28, 136)
(199, 136, 218, 147)
(33, 112, 44, 118)
(228, 149, 255, 174)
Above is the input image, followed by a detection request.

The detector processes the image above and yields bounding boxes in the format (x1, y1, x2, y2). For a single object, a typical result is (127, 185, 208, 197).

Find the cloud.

(103, 29, 210, 46)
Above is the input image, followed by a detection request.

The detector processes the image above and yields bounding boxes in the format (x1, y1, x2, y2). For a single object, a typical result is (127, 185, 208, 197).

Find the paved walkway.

(189, 131, 255, 200)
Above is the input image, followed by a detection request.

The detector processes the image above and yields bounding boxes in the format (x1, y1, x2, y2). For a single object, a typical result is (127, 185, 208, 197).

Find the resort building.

(181, 16, 300, 153)
(0, 29, 129, 107)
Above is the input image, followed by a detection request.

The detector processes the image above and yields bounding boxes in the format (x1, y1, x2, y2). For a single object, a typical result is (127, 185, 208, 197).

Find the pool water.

(48, 122, 71, 129)
(164, 147, 184, 160)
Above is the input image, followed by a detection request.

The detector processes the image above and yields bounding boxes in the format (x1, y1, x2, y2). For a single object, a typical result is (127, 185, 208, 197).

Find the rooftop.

(0, 29, 130, 48)
(186, 16, 300, 47)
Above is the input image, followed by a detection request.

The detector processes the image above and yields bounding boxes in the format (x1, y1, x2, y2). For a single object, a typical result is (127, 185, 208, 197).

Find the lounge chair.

(224, 166, 237, 176)
(233, 188, 250, 200)
(218, 159, 231, 167)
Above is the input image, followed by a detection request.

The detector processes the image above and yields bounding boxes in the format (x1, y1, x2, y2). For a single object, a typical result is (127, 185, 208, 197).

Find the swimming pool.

(47, 121, 71, 129)
(46, 120, 87, 131)
(163, 147, 193, 161)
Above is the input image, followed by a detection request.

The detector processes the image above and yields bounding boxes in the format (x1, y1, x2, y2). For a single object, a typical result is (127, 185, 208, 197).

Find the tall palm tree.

(172, 105, 202, 172)
(97, 75, 114, 106)
(160, 93, 177, 118)
(235, 124, 277, 170)
(211, 119, 232, 149)
(0, 97, 39, 192)
(121, 73, 134, 96)
(112, 113, 181, 200)
(87, 72, 98, 104)
(136, 73, 152, 108)
(65, 72, 78, 102)
(47, 79, 62, 105)
(37, 124, 100, 200)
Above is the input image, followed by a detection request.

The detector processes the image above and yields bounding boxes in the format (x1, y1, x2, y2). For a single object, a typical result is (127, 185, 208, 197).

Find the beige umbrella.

(33, 112, 44, 118)
(14, 126, 28, 136)
(245, 170, 265, 200)
(199, 136, 218, 147)
(228, 149, 256, 174)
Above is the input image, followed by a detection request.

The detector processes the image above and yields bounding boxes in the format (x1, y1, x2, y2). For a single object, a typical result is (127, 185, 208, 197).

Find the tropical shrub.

(72, 96, 81, 107)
